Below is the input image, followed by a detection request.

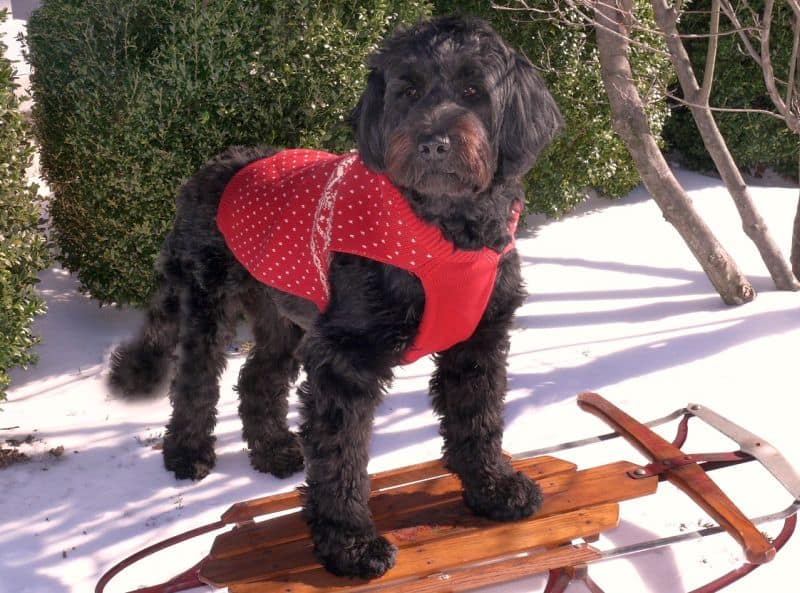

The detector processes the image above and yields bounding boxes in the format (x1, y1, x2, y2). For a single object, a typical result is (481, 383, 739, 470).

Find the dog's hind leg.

(162, 262, 238, 481)
(109, 267, 180, 398)
(237, 285, 304, 478)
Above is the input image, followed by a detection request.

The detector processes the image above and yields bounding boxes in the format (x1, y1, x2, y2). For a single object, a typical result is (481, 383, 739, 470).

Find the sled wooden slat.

(209, 456, 580, 562)
(207, 459, 655, 567)
(200, 457, 656, 589)
(534, 460, 658, 516)
(216, 504, 618, 592)
(230, 543, 603, 593)
(221, 455, 574, 524)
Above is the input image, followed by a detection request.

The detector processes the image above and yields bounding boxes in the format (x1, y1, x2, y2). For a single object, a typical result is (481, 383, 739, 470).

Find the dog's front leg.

(430, 254, 542, 521)
(297, 314, 401, 578)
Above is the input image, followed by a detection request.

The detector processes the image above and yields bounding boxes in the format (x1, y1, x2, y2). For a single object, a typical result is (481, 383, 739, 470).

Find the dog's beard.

(385, 112, 493, 197)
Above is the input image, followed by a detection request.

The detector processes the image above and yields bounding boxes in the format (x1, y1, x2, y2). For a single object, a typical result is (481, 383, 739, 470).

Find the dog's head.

(351, 16, 563, 199)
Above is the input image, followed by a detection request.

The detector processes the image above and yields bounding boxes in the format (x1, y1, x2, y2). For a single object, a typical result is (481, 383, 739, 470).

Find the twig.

(678, 27, 761, 39)
(665, 90, 787, 120)
(739, 0, 760, 26)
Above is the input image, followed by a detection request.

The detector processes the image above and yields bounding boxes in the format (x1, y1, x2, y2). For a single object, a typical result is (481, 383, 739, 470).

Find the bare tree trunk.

(793, 184, 800, 280)
(651, 0, 800, 291)
(593, 0, 754, 305)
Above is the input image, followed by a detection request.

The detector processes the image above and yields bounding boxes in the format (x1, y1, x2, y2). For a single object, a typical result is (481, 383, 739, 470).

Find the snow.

(2, 7, 800, 593)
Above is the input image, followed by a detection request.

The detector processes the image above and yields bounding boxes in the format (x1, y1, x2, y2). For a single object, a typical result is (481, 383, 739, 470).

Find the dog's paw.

(464, 471, 543, 522)
(162, 436, 216, 481)
(248, 433, 304, 478)
(315, 533, 397, 579)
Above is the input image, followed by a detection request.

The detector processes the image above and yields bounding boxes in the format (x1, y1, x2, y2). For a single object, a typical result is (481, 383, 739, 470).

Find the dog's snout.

(417, 135, 451, 160)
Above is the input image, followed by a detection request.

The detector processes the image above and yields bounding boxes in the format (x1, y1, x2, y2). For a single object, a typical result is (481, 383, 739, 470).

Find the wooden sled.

(96, 393, 800, 593)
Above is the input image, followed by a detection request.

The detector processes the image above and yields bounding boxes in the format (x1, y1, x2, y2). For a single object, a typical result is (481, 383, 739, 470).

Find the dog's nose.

(417, 135, 451, 160)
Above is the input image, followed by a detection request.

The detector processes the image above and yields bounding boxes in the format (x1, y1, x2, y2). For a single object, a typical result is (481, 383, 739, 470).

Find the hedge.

(434, 0, 673, 217)
(663, 0, 798, 179)
(28, 0, 673, 306)
(27, 0, 432, 306)
(0, 9, 49, 401)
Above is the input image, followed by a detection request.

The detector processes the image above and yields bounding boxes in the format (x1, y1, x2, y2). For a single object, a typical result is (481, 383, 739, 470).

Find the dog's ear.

(350, 68, 387, 171)
(498, 54, 563, 178)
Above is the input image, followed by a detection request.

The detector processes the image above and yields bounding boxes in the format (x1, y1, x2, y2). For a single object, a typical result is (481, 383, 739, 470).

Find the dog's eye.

(404, 86, 419, 99)
(462, 86, 478, 99)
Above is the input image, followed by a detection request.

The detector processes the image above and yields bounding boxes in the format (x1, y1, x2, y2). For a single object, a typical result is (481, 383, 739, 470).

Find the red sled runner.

(96, 393, 800, 593)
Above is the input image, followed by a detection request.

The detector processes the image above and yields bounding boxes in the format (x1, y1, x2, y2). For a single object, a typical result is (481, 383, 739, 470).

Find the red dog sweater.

(216, 149, 519, 364)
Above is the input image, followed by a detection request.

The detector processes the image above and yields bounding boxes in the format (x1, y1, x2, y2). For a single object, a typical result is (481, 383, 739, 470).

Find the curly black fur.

(109, 15, 561, 579)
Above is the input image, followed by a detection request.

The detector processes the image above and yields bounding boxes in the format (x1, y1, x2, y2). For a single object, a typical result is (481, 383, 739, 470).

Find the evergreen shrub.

(27, 0, 431, 306)
(0, 9, 49, 401)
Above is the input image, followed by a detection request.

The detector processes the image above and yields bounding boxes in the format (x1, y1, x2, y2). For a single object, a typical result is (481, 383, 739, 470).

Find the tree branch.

(652, 0, 799, 291)
(787, 9, 799, 110)
(593, 0, 753, 304)
(678, 27, 761, 39)
(494, 1, 674, 57)
(719, 0, 763, 65)
(738, 0, 760, 27)
(716, 0, 800, 131)
(665, 91, 787, 120)
(700, 0, 721, 103)
(760, 0, 800, 132)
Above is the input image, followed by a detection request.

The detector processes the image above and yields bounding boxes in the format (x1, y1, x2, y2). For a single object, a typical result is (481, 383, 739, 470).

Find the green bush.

(663, 0, 798, 178)
(27, 0, 432, 306)
(0, 9, 49, 401)
(434, 1, 672, 217)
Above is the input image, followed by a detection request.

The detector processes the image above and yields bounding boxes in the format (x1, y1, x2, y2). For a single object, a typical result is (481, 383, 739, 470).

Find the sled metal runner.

(95, 393, 800, 593)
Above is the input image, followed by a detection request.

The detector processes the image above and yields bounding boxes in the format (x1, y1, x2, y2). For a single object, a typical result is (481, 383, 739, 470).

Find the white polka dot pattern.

(216, 149, 517, 364)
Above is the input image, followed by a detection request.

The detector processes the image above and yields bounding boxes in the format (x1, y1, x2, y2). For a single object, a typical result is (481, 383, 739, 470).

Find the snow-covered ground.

(2, 5, 799, 593)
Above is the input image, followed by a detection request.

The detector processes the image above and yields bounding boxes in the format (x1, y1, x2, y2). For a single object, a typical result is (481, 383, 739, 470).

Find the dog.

(109, 15, 562, 579)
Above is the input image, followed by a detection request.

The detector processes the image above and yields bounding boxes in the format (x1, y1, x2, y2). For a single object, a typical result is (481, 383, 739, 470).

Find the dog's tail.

(109, 270, 180, 399)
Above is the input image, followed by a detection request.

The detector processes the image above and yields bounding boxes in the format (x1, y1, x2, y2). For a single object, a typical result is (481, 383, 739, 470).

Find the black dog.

(110, 16, 562, 579)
